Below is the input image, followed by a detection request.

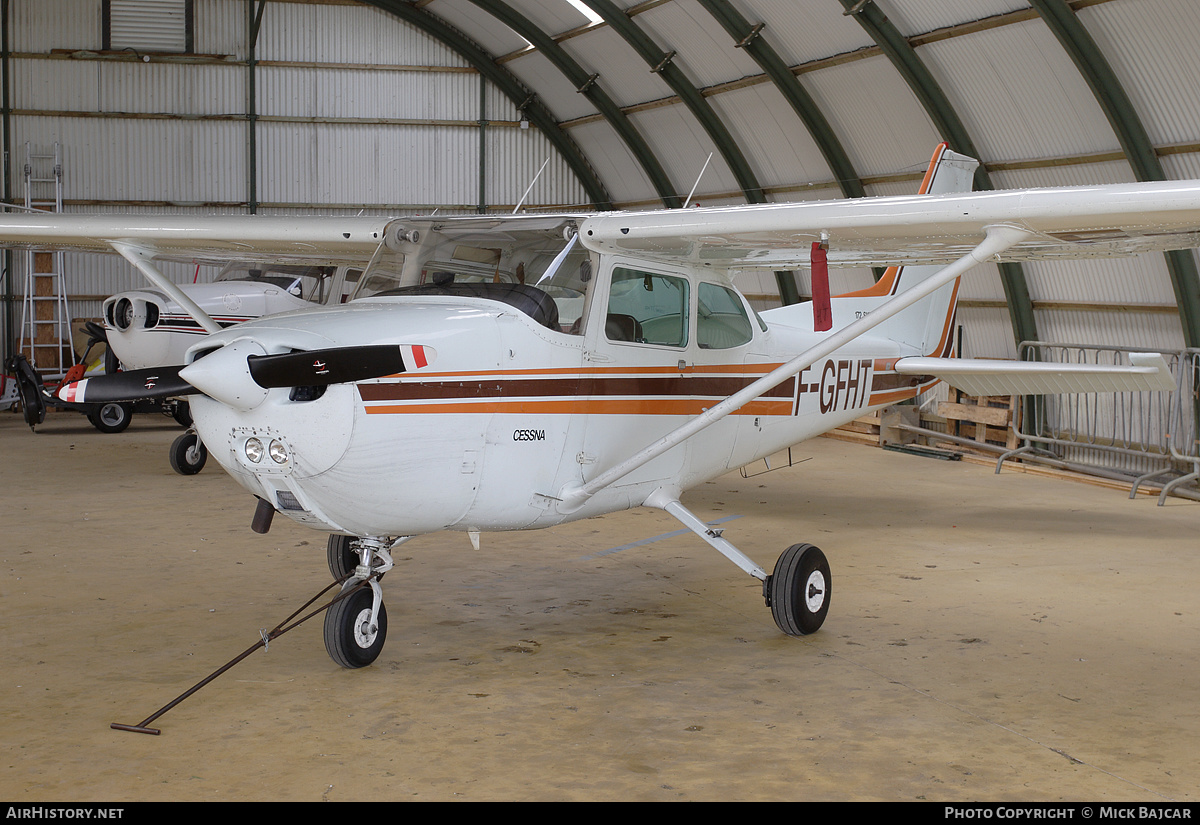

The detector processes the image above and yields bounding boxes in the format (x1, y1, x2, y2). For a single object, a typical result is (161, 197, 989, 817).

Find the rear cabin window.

(697, 282, 754, 349)
(605, 267, 689, 348)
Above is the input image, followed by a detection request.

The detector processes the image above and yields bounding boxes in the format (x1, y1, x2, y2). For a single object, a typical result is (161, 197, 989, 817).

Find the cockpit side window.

(697, 282, 754, 349)
(606, 267, 689, 348)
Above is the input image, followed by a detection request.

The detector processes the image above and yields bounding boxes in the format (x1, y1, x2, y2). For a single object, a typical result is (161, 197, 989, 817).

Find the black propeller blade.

(57, 345, 407, 406)
(65, 365, 194, 404)
(246, 345, 407, 389)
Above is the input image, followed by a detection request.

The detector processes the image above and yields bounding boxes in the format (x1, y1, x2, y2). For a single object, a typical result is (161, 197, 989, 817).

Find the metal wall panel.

(955, 306, 1020, 360)
(96, 61, 244, 115)
(426, 0, 535, 59)
(14, 117, 246, 204)
(256, 1, 470, 68)
(193, 0, 248, 58)
(624, 104, 742, 201)
(877, 0, 1030, 37)
(917, 19, 1119, 163)
(705, 83, 835, 192)
(633, 1, 763, 89)
(257, 121, 480, 208)
(798, 55, 942, 179)
(559, 25, 677, 109)
(1034, 310, 1186, 353)
(501, 50, 598, 124)
(1082, 0, 1200, 148)
(256, 64, 482, 121)
(710, 0, 876, 67)
(9, 0, 102, 52)
(560, 118, 659, 207)
(484, 125, 591, 209)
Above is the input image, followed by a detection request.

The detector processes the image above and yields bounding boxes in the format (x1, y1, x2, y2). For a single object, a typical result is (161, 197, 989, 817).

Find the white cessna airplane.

(0, 145, 1189, 670)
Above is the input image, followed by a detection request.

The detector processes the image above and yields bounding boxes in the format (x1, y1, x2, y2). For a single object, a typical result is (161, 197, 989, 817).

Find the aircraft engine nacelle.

(102, 290, 173, 370)
(101, 281, 313, 371)
(184, 299, 509, 537)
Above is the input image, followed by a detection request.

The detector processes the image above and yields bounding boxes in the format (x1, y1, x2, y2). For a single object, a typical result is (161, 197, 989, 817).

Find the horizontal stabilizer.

(893, 352, 1175, 396)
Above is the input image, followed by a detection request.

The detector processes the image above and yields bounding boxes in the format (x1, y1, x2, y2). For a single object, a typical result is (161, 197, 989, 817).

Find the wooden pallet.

(825, 410, 882, 445)
(936, 390, 1018, 451)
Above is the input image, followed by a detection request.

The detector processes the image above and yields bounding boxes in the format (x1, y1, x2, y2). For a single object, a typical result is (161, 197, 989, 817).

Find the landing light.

(245, 437, 264, 463)
(268, 439, 289, 464)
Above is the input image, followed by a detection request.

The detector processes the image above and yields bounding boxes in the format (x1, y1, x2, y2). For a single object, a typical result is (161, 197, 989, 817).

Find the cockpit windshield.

(349, 226, 596, 335)
(215, 263, 335, 304)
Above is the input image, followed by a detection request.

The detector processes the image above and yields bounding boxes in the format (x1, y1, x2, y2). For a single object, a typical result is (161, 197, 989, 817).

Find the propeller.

(56, 344, 408, 408)
(57, 365, 191, 405)
(247, 345, 408, 389)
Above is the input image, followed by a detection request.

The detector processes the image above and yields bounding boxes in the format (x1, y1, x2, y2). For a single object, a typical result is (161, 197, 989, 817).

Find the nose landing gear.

(322, 536, 405, 668)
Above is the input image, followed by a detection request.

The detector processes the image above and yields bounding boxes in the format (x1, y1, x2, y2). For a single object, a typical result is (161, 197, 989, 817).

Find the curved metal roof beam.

(463, 0, 682, 208)
(578, 0, 766, 205)
(578, 0, 798, 302)
(692, 0, 866, 200)
(360, 0, 614, 211)
(840, 0, 1038, 348)
(1029, 0, 1200, 348)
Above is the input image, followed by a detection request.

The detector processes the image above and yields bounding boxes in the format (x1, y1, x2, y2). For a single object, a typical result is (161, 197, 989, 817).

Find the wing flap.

(893, 353, 1175, 396)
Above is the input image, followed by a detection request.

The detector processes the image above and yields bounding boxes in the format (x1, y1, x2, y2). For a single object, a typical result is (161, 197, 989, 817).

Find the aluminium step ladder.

(18, 143, 73, 383)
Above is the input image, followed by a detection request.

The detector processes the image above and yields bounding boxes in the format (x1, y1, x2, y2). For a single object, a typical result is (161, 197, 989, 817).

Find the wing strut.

(109, 241, 222, 334)
(555, 224, 1033, 512)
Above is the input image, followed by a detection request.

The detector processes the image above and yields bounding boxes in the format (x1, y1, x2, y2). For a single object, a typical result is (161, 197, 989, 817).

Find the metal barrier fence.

(996, 343, 1200, 504)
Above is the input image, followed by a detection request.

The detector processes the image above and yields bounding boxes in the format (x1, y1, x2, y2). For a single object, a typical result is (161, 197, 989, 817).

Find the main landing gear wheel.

(88, 401, 132, 434)
(767, 543, 830, 636)
(169, 432, 207, 475)
(324, 585, 388, 669)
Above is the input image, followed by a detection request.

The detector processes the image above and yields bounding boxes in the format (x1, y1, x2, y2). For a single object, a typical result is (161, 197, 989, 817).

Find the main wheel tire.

(324, 586, 387, 669)
(169, 432, 207, 475)
(769, 543, 831, 636)
(327, 534, 357, 581)
(88, 401, 132, 434)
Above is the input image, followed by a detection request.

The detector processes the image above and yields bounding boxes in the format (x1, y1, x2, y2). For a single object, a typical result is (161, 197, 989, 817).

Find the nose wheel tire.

(169, 432, 208, 475)
(324, 586, 388, 669)
(768, 543, 830, 636)
(326, 534, 357, 581)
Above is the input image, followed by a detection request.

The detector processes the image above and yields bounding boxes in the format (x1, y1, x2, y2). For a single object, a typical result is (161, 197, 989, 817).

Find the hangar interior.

(3, 0, 1200, 496)
(1, 0, 1199, 803)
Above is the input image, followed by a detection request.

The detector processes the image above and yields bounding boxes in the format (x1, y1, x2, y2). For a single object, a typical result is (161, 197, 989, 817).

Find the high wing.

(0, 211, 588, 263)
(577, 179, 1200, 268)
(5, 181, 1200, 270)
(0, 213, 391, 265)
(0, 211, 588, 333)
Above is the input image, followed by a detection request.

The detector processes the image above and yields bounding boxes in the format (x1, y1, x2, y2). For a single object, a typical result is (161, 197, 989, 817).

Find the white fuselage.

(187, 291, 924, 539)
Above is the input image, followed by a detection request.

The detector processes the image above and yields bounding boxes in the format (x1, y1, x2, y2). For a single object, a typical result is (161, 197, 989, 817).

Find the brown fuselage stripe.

(358, 374, 796, 403)
(357, 360, 937, 420)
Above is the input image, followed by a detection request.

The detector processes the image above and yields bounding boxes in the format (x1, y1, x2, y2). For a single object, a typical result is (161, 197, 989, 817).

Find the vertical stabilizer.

(829, 143, 979, 356)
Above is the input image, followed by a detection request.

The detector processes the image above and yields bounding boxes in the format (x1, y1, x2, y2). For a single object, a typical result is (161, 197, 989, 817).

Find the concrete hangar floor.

(0, 410, 1196, 803)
